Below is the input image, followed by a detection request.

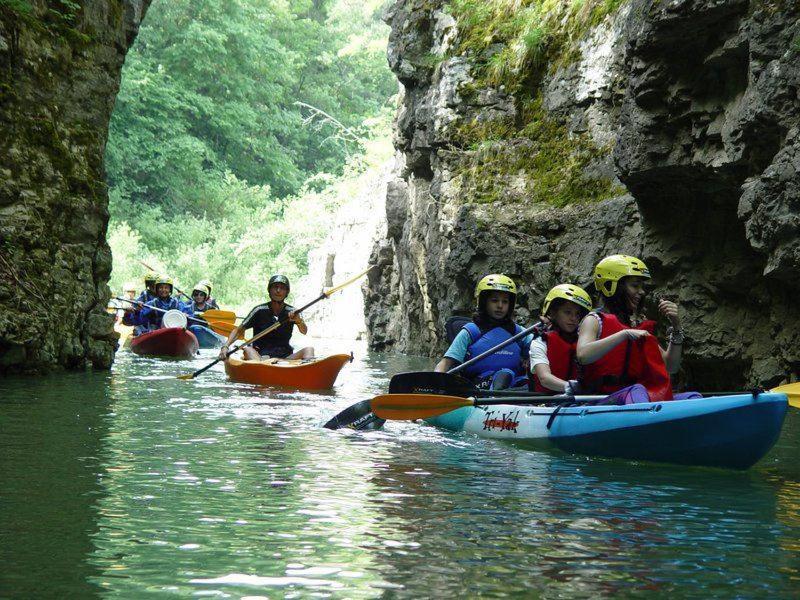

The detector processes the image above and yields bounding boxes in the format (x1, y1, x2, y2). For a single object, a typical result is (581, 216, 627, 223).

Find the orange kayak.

(224, 354, 352, 390)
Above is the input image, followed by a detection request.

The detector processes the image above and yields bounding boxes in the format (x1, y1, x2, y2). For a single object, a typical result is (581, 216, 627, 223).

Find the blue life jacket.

(136, 291, 155, 304)
(461, 322, 527, 380)
(141, 297, 193, 329)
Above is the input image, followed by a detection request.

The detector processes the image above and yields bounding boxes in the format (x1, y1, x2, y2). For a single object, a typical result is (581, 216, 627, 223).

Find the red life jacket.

(532, 330, 578, 394)
(580, 312, 673, 401)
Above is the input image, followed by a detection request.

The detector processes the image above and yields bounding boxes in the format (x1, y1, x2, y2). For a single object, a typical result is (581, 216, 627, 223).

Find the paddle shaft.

(180, 266, 373, 380)
(116, 297, 211, 328)
(471, 394, 606, 406)
(448, 322, 539, 376)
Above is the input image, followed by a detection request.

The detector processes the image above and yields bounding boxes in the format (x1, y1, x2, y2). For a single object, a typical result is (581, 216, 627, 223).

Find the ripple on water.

(1, 346, 799, 597)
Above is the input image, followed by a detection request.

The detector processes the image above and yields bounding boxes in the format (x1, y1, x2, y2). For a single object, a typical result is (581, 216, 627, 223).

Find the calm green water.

(2, 342, 800, 598)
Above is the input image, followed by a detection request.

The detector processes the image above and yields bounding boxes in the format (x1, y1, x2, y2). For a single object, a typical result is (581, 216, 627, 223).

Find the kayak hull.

(130, 327, 199, 358)
(426, 393, 788, 469)
(188, 324, 226, 349)
(225, 354, 351, 390)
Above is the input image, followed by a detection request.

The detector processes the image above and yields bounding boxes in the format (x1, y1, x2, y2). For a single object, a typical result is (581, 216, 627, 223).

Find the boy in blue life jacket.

(123, 273, 157, 327)
(434, 274, 532, 390)
(136, 276, 194, 335)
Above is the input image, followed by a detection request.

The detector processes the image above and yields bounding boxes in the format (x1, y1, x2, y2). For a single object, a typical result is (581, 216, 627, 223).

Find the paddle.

(370, 393, 607, 420)
(177, 266, 373, 381)
(201, 309, 240, 323)
(325, 322, 542, 430)
(772, 382, 800, 408)
(371, 383, 800, 421)
(116, 297, 215, 329)
(389, 323, 540, 395)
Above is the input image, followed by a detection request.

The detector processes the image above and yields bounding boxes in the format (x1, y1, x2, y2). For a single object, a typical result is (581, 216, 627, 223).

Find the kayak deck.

(427, 393, 788, 469)
(225, 353, 352, 390)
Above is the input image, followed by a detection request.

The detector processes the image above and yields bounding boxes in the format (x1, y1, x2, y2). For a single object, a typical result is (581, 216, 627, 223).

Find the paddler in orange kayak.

(219, 274, 314, 361)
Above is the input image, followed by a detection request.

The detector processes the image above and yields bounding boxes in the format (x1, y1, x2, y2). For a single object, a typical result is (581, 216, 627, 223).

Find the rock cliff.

(0, 1, 149, 373)
(366, 0, 800, 389)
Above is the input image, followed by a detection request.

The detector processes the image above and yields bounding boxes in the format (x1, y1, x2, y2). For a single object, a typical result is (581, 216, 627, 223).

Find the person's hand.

(288, 311, 303, 324)
(658, 299, 681, 327)
(624, 329, 650, 341)
(218, 345, 229, 360)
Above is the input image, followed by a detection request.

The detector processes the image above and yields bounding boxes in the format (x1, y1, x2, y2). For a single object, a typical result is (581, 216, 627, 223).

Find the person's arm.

(533, 364, 569, 393)
(434, 357, 457, 373)
(435, 330, 470, 372)
(288, 311, 307, 335)
(658, 300, 683, 373)
(576, 314, 649, 365)
(529, 337, 566, 392)
(219, 307, 257, 359)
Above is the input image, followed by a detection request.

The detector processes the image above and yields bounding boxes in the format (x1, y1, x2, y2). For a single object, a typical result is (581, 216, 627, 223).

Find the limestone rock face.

(0, 1, 150, 373)
(367, 0, 800, 389)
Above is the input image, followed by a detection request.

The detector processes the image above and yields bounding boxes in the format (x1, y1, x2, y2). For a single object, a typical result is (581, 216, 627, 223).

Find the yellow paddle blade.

(205, 320, 243, 339)
(201, 309, 238, 323)
(371, 393, 473, 420)
(771, 382, 800, 409)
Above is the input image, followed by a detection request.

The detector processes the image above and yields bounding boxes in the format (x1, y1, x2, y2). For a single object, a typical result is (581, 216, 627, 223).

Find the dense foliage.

(107, 0, 394, 307)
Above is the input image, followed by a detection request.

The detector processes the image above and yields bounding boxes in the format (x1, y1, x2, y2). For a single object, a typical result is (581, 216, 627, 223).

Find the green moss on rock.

(447, 0, 628, 93)
(451, 97, 622, 207)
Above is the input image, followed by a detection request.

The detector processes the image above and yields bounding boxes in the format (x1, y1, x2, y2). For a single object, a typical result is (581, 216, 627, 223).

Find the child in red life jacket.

(435, 274, 532, 390)
(576, 254, 700, 403)
(530, 284, 593, 395)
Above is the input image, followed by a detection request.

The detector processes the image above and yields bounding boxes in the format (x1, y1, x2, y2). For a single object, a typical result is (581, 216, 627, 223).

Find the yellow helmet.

(192, 283, 211, 297)
(594, 254, 650, 297)
(154, 275, 173, 291)
(474, 274, 517, 312)
(543, 284, 592, 315)
(144, 273, 158, 284)
(197, 279, 212, 294)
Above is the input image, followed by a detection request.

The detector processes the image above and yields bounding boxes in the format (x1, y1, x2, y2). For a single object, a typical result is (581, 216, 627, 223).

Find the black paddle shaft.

(182, 292, 330, 380)
(449, 322, 539, 375)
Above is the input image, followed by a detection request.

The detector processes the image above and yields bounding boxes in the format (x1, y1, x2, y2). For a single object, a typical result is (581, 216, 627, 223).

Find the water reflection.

(2, 344, 799, 597)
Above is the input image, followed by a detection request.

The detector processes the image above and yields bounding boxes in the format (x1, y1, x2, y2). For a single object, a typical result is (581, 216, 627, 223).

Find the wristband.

(666, 327, 684, 345)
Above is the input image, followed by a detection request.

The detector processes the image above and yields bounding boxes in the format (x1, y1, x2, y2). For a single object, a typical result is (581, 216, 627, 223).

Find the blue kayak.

(426, 392, 788, 469)
(188, 324, 226, 349)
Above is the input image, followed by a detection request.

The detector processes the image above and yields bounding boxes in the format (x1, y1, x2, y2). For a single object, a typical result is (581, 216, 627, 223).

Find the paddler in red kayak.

(219, 274, 314, 361)
(529, 284, 593, 395)
(136, 276, 194, 335)
(576, 254, 700, 403)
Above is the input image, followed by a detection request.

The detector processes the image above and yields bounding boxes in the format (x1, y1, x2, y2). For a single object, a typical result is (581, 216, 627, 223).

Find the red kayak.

(130, 327, 199, 358)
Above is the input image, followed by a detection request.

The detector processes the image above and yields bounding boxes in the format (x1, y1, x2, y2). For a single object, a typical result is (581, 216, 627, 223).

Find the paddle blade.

(771, 382, 800, 409)
(372, 394, 473, 420)
(176, 373, 195, 380)
(201, 309, 238, 323)
(205, 320, 243, 339)
(323, 400, 385, 430)
(388, 371, 478, 396)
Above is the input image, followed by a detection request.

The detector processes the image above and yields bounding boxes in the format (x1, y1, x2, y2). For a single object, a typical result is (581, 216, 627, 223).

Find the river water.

(2, 341, 799, 597)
